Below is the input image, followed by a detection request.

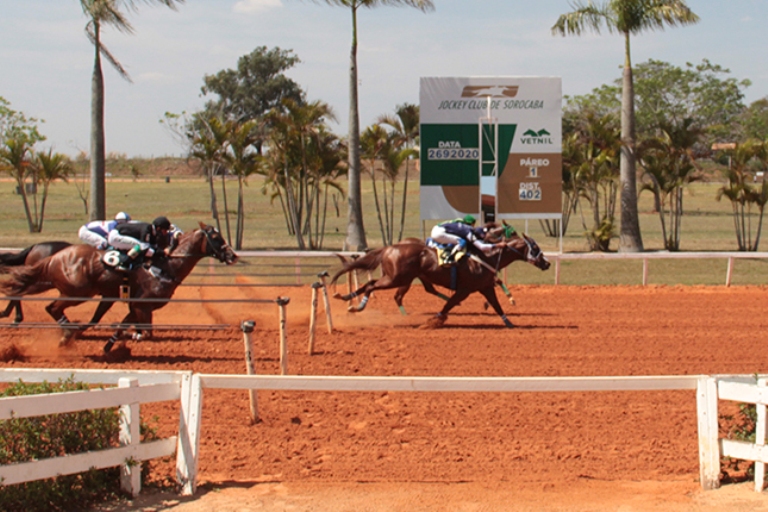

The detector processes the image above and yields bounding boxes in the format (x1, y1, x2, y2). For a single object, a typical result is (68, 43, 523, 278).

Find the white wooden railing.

(2, 369, 768, 496)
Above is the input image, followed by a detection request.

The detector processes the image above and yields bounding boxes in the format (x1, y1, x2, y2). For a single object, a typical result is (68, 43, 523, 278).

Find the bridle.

(200, 227, 230, 263)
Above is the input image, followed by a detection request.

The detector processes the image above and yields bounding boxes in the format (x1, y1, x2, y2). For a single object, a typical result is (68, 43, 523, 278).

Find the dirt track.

(2, 282, 768, 510)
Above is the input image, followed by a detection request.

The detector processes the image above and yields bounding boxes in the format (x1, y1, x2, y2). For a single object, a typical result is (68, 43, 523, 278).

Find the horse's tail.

(329, 249, 386, 286)
(0, 246, 33, 267)
(0, 261, 49, 296)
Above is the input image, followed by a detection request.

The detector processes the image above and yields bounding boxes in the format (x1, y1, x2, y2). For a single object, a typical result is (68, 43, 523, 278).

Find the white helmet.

(114, 211, 131, 223)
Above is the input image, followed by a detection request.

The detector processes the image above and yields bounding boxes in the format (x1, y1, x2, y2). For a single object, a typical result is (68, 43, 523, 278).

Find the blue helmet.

(114, 211, 130, 223)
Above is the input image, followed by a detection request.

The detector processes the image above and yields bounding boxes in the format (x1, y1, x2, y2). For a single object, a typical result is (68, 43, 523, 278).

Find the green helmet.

(462, 214, 476, 225)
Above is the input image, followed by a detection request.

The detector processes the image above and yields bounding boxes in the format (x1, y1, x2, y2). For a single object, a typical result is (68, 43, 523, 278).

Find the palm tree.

(552, 0, 699, 252)
(33, 150, 74, 232)
(79, 0, 184, 221)
(378, 103, 419, 242)
(0, 138, 37, 232)
(307, 1, 434, 250)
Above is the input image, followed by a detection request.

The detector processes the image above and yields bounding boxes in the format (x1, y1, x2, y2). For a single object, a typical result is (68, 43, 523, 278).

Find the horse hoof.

(103, 340, 115, 353)
(132, 332, 143, 341)
(504, 320, 515, 328)
(422, 315, 446, 329)
(332, 292, 344, 300)
(346, 306, 358, 313)
(58, 336, 74, 348)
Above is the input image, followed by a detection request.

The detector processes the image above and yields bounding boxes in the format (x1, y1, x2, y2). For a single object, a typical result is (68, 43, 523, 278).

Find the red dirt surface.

(2, 283, 768, 510)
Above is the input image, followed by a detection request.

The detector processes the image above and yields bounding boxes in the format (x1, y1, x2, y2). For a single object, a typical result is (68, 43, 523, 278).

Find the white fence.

(232, 250, 768, 287)
(2, 369, 768, 496)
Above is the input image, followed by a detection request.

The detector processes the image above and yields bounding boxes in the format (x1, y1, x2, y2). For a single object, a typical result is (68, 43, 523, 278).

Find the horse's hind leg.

(0, 300, 23, 323)
(78, 300, 115, 334)
(104, 310, 136, 353)
(45, 299, 85, 346)
(394, 284, 411, 315)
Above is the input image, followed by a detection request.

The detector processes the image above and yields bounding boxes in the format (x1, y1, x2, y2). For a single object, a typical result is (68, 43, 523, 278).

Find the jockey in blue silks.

(429, 214, 501, 265)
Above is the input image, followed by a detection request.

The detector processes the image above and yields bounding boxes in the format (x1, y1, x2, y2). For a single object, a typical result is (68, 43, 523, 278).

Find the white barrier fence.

(231, 250, 768, 287)
(2, 369, 768, 496)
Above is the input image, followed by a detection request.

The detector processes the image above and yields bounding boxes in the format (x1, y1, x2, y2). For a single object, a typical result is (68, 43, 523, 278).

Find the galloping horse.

(330, 232, 550, 328)
(0, 241, 71, 323)
(0, 223, 238, 353)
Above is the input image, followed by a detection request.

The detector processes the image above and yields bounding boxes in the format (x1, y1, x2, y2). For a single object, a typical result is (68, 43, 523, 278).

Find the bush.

(0, 378, 158, 512)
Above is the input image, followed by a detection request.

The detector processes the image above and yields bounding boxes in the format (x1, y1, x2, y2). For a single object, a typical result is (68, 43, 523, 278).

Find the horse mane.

(330, 248, 387, 286)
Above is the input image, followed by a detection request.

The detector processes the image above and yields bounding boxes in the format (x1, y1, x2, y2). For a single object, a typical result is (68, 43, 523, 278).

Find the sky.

(1, 0, 767, 158)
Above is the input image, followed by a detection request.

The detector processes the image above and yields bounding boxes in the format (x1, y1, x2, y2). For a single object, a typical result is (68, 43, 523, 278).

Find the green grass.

(1, 174, 766, 286)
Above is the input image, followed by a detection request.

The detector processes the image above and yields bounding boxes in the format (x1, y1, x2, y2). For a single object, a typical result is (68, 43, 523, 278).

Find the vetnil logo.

(521, 128, 553, 145)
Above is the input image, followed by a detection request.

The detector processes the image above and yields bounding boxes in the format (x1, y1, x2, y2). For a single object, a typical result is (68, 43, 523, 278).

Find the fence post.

(726, 257, 734, 287)
(277, 297, 290, 375)
(697, 376, 721, 490)
(178, 372, 202, 496)
(756, 378, 768, 491)
(241, 320, 258, 423)
(118, 377, 141, 497)
(308, 282, 321, 355)
(642, 258, 649, 286)
(317, 271, 334, 334)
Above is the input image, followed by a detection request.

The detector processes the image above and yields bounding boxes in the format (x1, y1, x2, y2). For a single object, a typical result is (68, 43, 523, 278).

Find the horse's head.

(196, 222, 238, 264)
(502, 233, 550, 271)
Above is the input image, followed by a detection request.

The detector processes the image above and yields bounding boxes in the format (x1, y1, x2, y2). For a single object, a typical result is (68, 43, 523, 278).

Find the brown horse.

(0, 223, 238, 353)
(0, 241, 71, 323)
(329, 232, 550, 328)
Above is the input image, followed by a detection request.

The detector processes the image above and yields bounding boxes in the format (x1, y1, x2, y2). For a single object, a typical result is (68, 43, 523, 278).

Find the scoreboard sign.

(419, 76, 562, 220)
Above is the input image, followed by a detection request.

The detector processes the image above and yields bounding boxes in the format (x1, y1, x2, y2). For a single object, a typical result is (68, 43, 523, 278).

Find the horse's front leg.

(394, 284, 411, 315)
(479, 286, 514, 328)
(79, 299, 115, 334)
(103, 310, 135, 353)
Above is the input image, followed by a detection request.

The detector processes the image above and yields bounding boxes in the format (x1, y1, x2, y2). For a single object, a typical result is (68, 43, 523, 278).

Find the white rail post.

(697, 376, 721, 490)
(308, 283, 321, 355)
(118, 377, 141, 497)
(642, 258, 649, 286)
(177, 372, 202, 496)
(756, 378, 768, 491)
(277, 297, 290, 375)
(555, 255, 561, 285)
(241, 320, 259, 423)
(317, 271, 334, 334)
(726, 257, 734, 287)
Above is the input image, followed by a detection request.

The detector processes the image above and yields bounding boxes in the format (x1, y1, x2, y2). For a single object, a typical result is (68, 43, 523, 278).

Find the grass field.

(0, 173, 766, 286)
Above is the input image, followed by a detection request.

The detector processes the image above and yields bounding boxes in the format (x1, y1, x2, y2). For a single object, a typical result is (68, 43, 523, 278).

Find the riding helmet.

(152, 216, 171, 230)
(114, 211, 131, 223)
(462, 214, 476, 225)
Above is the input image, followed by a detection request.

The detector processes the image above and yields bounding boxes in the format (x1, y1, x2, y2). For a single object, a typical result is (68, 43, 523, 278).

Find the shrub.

(0, 378, 159, 512)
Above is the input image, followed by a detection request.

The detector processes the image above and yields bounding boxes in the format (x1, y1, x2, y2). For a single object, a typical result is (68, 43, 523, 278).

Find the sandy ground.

(2, 279, 768, 510)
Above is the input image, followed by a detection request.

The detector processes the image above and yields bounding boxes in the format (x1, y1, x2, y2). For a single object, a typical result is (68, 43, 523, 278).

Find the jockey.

(430, 214, 502, 265)
(107, 216, 173, 272)
(78, 212, 131, 250)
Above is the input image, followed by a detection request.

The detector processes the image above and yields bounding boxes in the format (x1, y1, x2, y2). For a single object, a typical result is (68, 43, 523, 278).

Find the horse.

(329, 232, 550, 328)
(0, 223, 238, 353)
(0, 241, 71, 323)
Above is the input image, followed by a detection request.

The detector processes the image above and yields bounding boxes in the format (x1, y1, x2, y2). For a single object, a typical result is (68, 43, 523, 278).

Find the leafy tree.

(378, 103, 419, 242)
(361, 123, 389, 245)
(32, 150, 75, 232)
(78, 0, 184, 221)
(638, 119, 702, 250)
(305, 0, 434, 251)
(553, 0, 699, 253)
(739, 97, 768, 141)
(715, 140, 768, 251)
(221, 120, 261, 250)
(200, 46, 304, 153)
(0, 96, 45, 146)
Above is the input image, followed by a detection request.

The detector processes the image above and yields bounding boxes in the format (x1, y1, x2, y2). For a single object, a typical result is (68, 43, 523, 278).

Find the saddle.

(102, 249, 144, 273)
(426, 238, 467, 267)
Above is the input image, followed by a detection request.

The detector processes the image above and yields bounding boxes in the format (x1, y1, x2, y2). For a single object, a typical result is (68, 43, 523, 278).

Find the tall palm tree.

(552, 0, 699, 252)
(308, 0, 434, 250)
(79, 0, 184, 221)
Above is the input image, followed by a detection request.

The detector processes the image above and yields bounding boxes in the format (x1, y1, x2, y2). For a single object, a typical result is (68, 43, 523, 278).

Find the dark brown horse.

(0, 223, 238, 353)
(0, 241, 71, 323)
(330, 232, 550, 328)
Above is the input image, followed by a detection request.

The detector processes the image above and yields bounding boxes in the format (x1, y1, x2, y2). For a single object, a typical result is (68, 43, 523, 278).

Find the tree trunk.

(618, 32, 643, 252)
(345, 5, 367, 251)
(89, 22, 106, 222)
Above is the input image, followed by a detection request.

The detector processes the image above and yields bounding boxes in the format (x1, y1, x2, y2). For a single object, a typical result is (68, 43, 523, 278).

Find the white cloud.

(233, 0, 282, 14)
